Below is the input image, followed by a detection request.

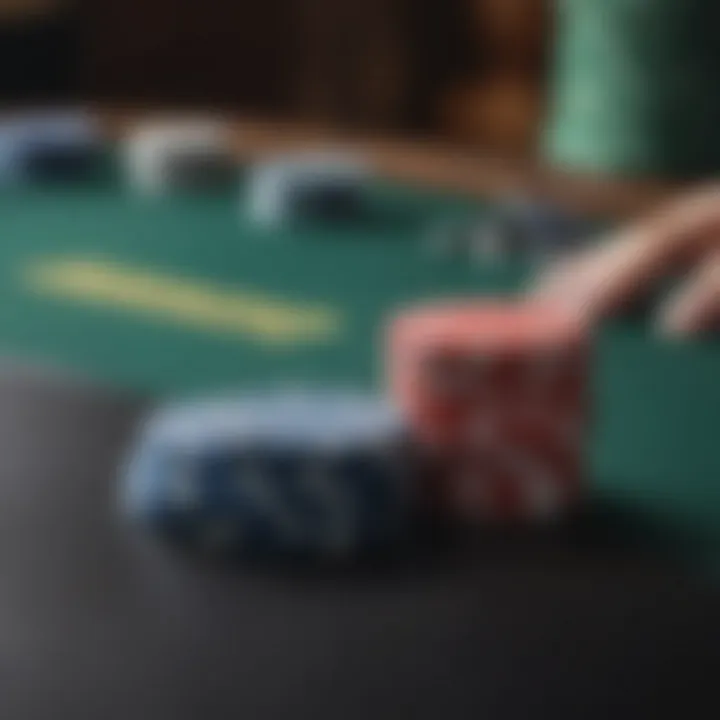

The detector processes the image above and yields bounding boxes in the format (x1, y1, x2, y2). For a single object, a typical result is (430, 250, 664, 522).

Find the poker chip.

(245, 151, 370, 227)
(121, 389, 414, 560)
(386, 300, 590, 525)
(122, 119, 237, 195)
(0, 110, 101, 185)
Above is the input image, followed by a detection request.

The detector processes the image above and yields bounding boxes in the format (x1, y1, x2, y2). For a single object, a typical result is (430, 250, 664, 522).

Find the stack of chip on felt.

(122, 118, 238, 195)
(0, 109, 101, 185)
(245, 151, 370, 227)
(122, 297, 591, 563)
(388, 302, 589, 525)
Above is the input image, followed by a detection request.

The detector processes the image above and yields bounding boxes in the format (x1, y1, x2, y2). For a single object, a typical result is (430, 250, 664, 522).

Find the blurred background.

(0, 0, 547, 152)
(6, 0, 720, 182)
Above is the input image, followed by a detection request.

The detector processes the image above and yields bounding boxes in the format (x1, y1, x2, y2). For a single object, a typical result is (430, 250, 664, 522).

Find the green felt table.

(0, 170, 718, 573)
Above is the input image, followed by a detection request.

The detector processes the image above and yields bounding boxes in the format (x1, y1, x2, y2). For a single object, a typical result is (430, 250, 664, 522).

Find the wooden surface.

(99, 107, 680, 221)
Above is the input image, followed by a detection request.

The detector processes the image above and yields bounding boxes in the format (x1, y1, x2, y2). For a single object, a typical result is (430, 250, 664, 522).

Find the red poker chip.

(386, 300, 591, 525)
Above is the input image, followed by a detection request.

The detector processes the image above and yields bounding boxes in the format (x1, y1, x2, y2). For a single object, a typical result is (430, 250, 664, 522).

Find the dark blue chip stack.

(0, 111, 101, 185)
(121, 390, 414, 560)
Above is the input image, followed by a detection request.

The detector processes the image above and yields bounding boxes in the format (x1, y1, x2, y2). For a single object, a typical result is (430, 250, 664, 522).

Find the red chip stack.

(387, 301, 591, 525)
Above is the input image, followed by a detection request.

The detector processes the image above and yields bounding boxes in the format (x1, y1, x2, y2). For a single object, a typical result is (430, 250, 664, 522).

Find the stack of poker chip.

(121, 390, 413, 560)
(387, 302, 589, 525)
(0, 110, 102, 185)
(245, 151, 370, 227)
(121, 301, 592, 562)
(122, 119, 238, 196)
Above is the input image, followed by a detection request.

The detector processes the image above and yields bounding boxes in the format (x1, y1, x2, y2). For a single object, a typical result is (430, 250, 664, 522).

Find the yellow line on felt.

(24, 258, 342, 345)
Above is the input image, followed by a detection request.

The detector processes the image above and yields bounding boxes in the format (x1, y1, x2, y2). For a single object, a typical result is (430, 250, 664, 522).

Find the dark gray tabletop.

(0, 366, 717, 720)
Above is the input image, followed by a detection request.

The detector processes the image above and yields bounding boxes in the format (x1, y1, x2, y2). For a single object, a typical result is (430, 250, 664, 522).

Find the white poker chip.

(122, 119, 234, 195)
(245, 150, 371, 226)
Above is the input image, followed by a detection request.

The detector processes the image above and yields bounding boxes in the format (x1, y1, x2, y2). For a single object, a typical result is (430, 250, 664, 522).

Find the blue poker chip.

(120, 390, 414, 561)
(0, 110, 101, 185)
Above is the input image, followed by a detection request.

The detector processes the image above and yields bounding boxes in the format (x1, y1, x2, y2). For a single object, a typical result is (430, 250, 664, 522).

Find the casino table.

(0, 114, 717, 719)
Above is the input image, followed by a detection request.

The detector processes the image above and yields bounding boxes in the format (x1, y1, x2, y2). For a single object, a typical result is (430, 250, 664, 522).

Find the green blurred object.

(543, 0, 720, 179)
